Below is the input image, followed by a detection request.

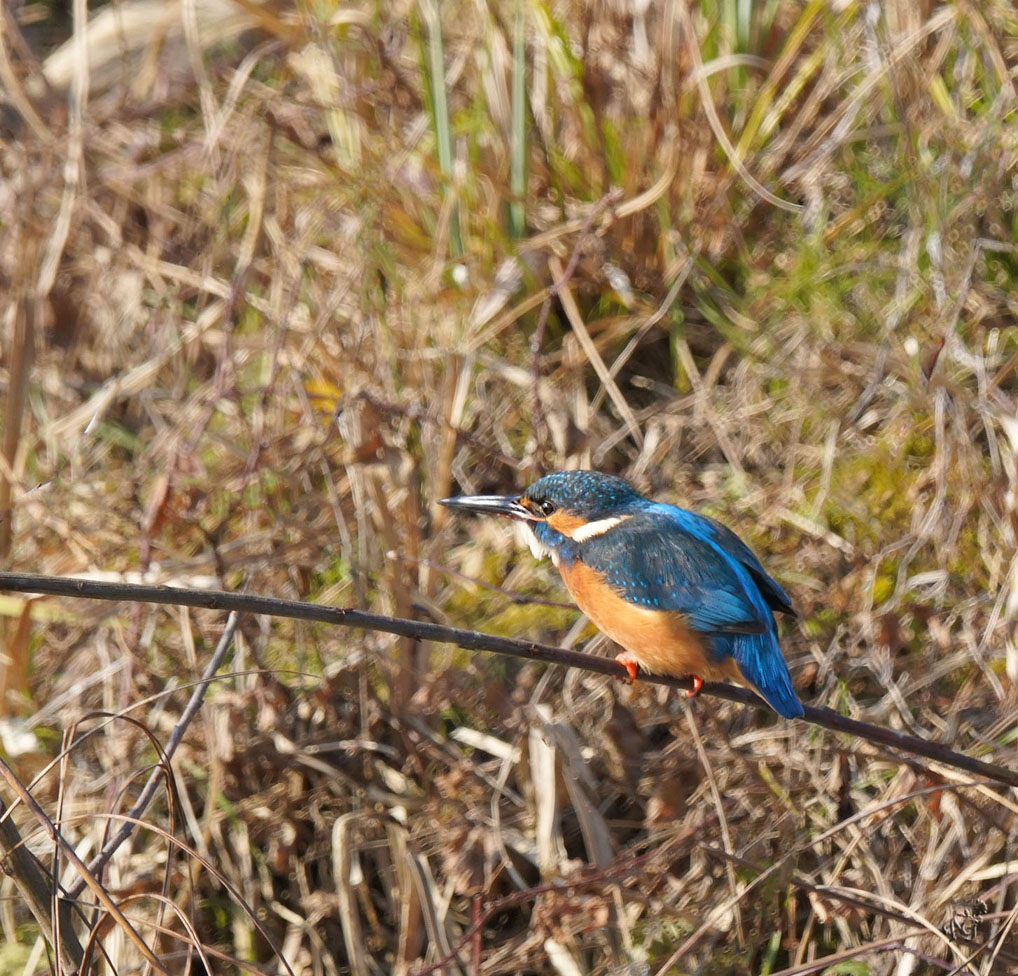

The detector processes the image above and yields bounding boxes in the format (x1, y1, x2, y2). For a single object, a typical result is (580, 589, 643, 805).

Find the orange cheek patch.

(546, 511, 586, 537)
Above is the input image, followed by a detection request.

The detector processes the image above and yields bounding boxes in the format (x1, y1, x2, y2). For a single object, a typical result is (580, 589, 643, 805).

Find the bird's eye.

(537, 498, 556, 517)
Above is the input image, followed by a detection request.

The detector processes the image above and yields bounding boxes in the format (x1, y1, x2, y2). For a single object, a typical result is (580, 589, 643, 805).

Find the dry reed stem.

(1, 0, 1016, 971)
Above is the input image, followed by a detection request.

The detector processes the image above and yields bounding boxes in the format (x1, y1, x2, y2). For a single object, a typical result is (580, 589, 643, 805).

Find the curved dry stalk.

(0, 795, 84, 972)
(0, 755, 169, 975)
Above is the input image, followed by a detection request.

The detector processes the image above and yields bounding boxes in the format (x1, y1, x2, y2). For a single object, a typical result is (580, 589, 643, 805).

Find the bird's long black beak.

(438, 494, 534, 521)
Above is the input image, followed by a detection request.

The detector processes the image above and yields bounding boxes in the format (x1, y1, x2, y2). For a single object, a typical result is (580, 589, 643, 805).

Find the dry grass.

(1, 0, 1018, 973)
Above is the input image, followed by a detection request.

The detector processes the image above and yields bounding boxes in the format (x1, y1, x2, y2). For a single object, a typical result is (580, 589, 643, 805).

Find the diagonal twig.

(64, 611, 240, 901)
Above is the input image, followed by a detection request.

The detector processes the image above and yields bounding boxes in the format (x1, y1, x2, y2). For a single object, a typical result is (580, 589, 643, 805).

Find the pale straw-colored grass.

(0, 0, 1016, 972)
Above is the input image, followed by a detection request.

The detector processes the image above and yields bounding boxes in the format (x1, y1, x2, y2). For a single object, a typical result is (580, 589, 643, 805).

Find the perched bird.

(439, 471, 803, 718)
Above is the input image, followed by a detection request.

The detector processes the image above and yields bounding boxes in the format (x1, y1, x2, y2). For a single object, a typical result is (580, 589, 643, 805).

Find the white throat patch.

(569, 515, 627, 542)
(519, 524, 558, 566)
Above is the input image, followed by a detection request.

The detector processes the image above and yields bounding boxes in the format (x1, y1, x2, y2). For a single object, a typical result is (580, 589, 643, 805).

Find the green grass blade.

(420, 0, 462, 257)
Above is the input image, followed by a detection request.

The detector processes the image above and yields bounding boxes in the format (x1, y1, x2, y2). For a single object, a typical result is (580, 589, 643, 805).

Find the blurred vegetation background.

(1, 0, 1017, 973)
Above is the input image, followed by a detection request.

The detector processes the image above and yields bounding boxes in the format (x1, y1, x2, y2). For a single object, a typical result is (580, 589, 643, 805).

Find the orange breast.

(558, 559, 744, 683)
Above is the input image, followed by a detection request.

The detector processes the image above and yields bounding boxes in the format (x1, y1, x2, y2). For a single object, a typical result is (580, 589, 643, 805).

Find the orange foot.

(614, 651, 640, 683)
(685, 674, 703, 698)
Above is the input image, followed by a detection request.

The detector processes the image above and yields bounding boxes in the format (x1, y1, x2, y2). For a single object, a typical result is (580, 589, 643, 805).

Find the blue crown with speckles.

(523, 471, 643, 517)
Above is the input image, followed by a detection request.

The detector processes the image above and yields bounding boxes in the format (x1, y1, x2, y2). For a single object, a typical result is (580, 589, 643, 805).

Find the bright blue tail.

(717, 630, 803, 719)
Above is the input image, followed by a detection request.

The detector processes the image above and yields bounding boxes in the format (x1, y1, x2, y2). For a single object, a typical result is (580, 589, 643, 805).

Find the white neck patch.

(520, 523, 554, 563)
(569, 515, 627, 542)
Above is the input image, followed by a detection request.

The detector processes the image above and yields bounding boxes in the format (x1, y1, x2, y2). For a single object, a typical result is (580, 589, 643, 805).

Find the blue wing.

(575, 506, 774, 633)
(691, 511, 795, 616)
(574, 504, 803, 718)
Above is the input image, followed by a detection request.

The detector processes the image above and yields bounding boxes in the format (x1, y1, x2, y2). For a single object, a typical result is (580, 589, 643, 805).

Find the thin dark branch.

(1, 572, 1016, 789)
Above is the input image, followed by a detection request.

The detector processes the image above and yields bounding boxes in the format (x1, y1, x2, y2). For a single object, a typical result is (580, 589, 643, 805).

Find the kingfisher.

(439, 470, 804, 719)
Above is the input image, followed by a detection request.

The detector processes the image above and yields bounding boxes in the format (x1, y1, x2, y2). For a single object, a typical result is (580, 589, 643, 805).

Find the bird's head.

(439, 471, 643, 553)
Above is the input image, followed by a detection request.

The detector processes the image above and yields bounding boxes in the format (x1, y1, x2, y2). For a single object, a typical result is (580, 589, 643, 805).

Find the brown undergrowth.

(1, 0, 1017, 973)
